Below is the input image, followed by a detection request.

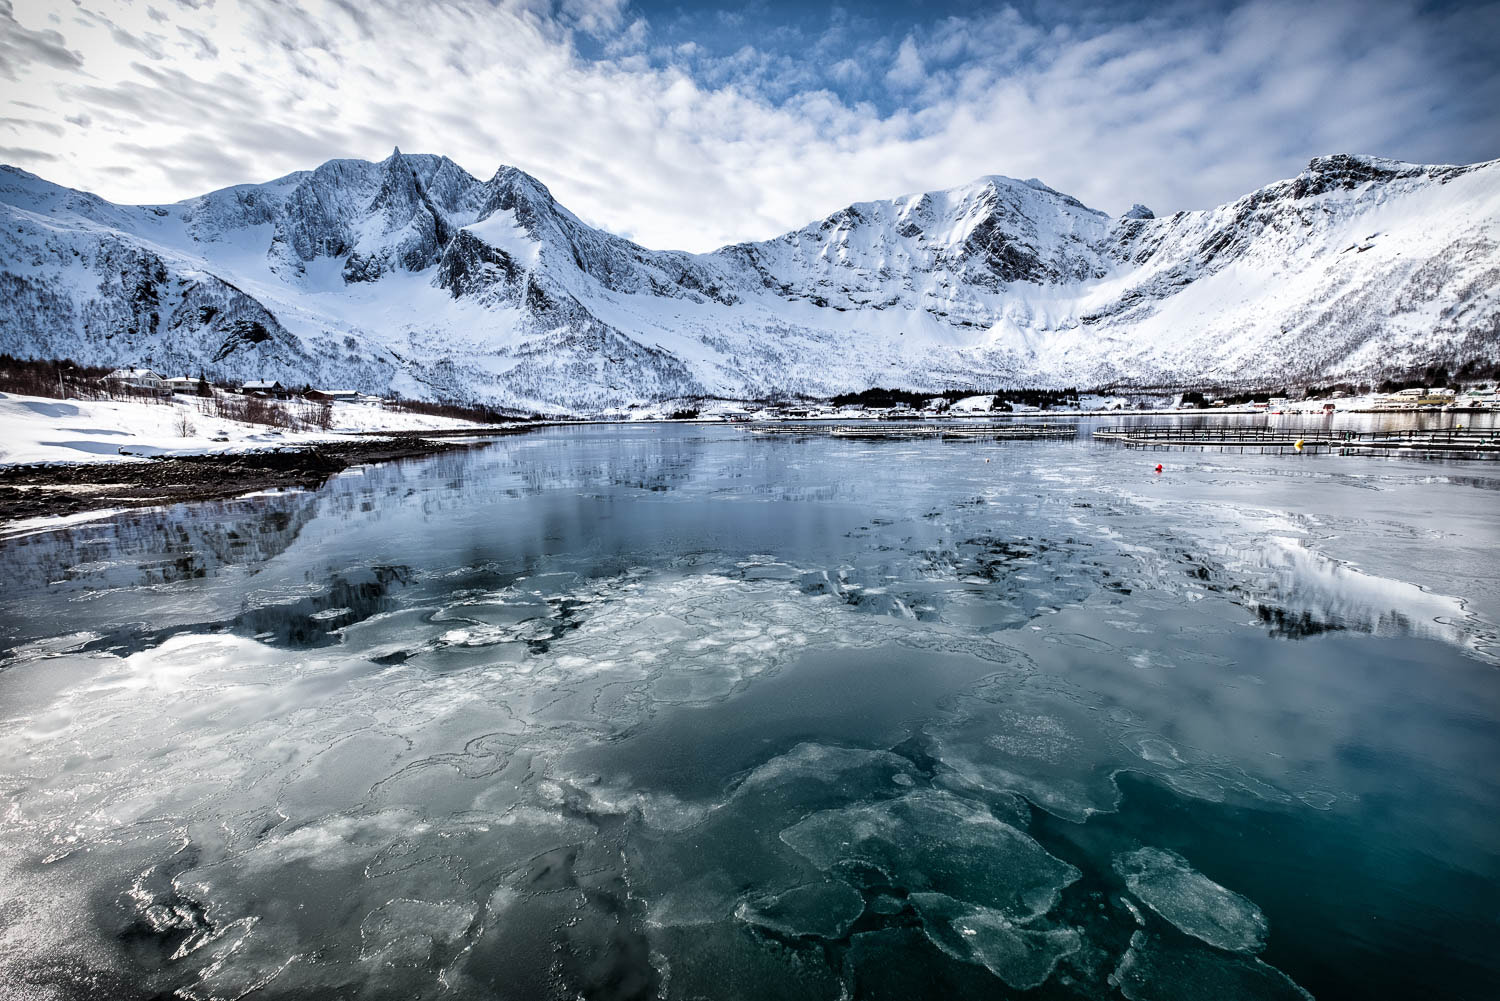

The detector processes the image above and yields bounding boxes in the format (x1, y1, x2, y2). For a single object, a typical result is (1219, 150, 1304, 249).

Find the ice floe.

(780, 788, 1080, 919)
(910, 892, 1082, 989)
(736, 881, 866, 939)
(1113, 930, 1313, 1001)
(1114, 847, 1269, 954)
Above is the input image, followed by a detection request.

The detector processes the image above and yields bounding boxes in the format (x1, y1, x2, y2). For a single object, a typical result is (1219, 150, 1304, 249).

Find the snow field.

(0, 391, 486, 465)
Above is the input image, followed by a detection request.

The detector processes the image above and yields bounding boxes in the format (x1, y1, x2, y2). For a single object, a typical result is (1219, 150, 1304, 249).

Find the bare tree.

(173, 412, 197, 438)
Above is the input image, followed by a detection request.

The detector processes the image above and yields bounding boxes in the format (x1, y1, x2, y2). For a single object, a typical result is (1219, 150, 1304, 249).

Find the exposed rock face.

(1, 151, 1496, 412)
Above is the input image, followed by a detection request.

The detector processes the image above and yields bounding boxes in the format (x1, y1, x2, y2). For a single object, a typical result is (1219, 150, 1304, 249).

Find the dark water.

(1, 422, 1497, 1000)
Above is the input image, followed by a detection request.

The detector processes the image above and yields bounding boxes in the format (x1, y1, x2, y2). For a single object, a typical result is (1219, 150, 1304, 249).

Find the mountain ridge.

(1, 151, 1496, 412)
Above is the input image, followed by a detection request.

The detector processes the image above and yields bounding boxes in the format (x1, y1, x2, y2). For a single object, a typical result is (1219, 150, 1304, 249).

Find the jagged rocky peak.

(721, 171, 1119, 303)
(266, 157, 377, 270)
(461, 163, 738, 306)
(368, 148, 428, 225)
(415, 154, 485, 214)
(942, 175, 1111, 285)
(1121, 203, 1155, 220)
(250, 147, 486, 283)
(343, 148, 448, 282)
(1281, 153, 1478, 201)
(376, 147, 483, 214)
(478, 165, 562, 233)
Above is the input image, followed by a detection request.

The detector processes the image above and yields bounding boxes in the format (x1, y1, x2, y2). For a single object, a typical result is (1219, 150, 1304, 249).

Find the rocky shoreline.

(0, 433, 511, 524)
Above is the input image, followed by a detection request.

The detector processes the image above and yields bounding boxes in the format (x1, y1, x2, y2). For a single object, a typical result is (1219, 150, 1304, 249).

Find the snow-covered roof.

(107, 367, 162, 380)
(242, 379, 283, 389)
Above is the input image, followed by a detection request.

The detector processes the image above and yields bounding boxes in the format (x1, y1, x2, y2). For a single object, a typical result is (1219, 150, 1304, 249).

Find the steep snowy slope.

(1, 150, 1496, 411)
(1076, 155, 1500, 386)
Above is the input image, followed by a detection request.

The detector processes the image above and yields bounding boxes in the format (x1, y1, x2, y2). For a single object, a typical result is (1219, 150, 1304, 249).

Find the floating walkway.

(748, 422, 1078, 440)
(1092, 426, 1500, 458)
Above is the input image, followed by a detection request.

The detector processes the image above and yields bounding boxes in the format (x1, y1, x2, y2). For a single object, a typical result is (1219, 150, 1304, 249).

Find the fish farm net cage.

(748, 423, 1079, 439)
(1091, 426, 1500, 458)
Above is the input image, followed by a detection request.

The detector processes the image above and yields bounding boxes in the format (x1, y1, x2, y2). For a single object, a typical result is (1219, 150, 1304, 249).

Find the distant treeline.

(827, 386, 1082, 409)
(0, 354, 117, 400)
(1369, 361, 1498, 393)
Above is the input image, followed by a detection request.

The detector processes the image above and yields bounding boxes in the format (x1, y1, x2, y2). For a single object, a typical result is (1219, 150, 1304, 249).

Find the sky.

(2, 0, 1498, 252)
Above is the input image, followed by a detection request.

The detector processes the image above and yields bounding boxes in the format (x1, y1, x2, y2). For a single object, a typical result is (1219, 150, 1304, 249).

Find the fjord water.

(1, 422, 1497, 1000)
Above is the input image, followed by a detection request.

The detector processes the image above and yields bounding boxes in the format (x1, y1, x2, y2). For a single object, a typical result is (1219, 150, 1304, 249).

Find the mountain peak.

(487, 164, 549, 193)
(1285, 152, 1472, 201)
(1305, 153, 1417, 174)
(964, 174, 1107, 217)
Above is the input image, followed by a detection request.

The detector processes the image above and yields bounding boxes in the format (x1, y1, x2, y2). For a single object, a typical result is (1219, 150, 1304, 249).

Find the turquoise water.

(1, 423, 1497, 999)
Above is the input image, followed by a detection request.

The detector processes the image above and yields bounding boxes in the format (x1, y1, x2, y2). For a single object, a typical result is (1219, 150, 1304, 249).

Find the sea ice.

(1113, 930, 1313, 1001)
(735, 880, 866, 939)
(1113, 847, 1268, 954)
(779, 788, 1079, 919)
(647, 871, 742, 928)
(358, 898, 474, 967)
(734, 742, 924, 801)
(910, 892, 1081, 989)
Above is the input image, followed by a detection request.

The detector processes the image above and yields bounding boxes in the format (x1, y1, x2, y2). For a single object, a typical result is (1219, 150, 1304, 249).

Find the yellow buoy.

(1294, 438, 1305, 452)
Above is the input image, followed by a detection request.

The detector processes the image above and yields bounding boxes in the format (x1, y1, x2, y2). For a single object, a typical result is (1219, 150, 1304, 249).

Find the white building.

(105, 367, 166, 391)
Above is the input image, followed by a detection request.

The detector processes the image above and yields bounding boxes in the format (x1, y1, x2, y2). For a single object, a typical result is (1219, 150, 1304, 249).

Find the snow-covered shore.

(0, 392, 489, 466)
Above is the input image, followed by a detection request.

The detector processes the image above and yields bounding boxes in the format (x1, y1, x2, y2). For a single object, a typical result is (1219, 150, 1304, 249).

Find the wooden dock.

(1092, 426, 1500, 458)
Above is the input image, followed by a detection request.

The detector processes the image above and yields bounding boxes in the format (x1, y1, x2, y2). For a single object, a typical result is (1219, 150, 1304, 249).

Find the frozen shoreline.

(0, 434, 503, 524)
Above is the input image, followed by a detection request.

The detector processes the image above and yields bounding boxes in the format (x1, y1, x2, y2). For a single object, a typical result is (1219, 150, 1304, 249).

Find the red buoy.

(1155, 464, 1163, 473)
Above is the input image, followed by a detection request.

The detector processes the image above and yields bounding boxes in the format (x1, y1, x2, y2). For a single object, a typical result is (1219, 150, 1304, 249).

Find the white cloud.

(885, 35, 924, 90)
(558, 0, 629, 37)
(0, 0, 1496, 252)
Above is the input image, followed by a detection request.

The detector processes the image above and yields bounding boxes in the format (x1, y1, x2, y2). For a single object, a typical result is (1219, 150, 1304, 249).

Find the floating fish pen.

(747, 423, 1078, 440)
(747, 423, 837, 435)
(1092, 426, 1500, 458)
(833, 423, 1077, 440)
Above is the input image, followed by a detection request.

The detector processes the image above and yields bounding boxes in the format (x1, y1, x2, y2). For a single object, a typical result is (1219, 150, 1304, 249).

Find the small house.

(306, 389, 360, 402)
(105, 367, 167, 392)
(241, 379, 288, 398)
(165, 376, 201, 393)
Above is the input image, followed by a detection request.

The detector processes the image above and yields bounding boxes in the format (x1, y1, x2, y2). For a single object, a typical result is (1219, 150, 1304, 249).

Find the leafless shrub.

(197, 392, 339, 432)
(0, 354, 111, 400)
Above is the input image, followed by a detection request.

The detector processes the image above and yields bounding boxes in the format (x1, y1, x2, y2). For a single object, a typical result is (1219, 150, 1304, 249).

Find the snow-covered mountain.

(2, 149, 1496, 412)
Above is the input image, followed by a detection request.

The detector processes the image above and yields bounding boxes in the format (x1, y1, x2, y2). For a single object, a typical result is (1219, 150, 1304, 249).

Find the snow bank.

(0, 392, 484, 466)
